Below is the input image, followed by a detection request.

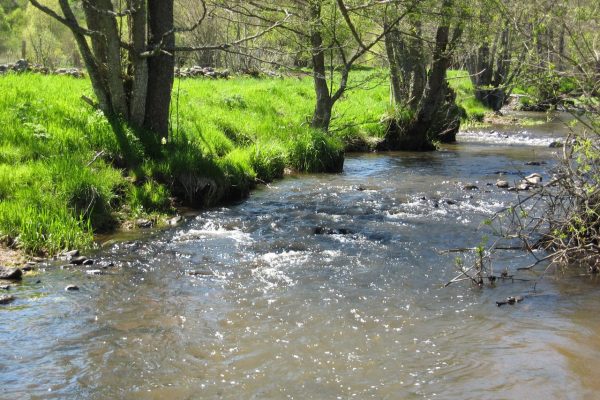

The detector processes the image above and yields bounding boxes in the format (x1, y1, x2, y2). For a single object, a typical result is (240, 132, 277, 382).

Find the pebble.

(463, 184, 479, 191)
(86, 270, 103, 276)
(496, 180, 509, 188)
(65, 285, 79, 291)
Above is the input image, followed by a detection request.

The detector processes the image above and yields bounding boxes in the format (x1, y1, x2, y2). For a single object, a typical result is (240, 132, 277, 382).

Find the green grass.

(447, 70, 490, 122)
(0, 69, 485, 255)
(0, 72, 386, 254)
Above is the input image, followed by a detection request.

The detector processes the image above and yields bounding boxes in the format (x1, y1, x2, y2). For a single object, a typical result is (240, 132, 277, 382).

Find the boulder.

(0, 266, 23, 281)
(13, 59, 29, 72)
(516, 183, 530, 191)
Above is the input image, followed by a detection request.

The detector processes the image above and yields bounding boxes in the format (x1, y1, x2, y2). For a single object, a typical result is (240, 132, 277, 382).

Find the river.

(2, 112, 600, 399)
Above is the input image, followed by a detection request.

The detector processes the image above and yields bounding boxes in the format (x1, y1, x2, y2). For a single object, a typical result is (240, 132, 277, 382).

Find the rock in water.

(524, 173, 542, 185)
(167, 216, 183, 226)
(70, 256, 88, 265)
(136, 218, 153, 228)
(0, 266, 23, 281)
(63, 249, 80, 258)
(496, 180, 509, 188)
(463, 184, 479, 191)
(549, 141, 564, 148)
(65, 285, 79, 291)
(0, 295, 15, 305)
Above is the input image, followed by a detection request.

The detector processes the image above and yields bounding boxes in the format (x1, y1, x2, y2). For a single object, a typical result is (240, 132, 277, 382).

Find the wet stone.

(0, 295, 16, 305)
(65, 285, 79, 291)
(314, 227, 354, 235)
(63, 249, 80, 258)
(0, 266, 23, 281)
(463, 184, 479, 191)
(136, 219, 153, 228)
(86, 270, 103, 276)
(167, 216, 183, 226)
(0, 285, 10, 290)
(83, 259, 94, 266)
(496, 180, 509, 189)
(70, 256, 87, 265)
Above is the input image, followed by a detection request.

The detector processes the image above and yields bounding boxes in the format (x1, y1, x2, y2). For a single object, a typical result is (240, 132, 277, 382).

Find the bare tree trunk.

(144, 0, 175, 140)
(384, 24, 402, 104)
(128, 0, 148, 127)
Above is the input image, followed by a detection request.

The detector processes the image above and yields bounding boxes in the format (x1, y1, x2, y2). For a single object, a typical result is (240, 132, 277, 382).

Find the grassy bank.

(0, 69, 488, 256)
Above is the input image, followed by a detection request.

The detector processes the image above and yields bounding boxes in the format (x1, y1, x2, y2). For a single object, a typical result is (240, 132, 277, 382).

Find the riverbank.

(0, 70, 490, 258)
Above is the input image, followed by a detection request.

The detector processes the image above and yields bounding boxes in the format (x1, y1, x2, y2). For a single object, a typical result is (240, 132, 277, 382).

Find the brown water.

(2, 112, 600, 399)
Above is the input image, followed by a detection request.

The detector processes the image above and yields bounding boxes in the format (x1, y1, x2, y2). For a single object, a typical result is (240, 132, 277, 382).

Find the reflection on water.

(2, 114, 600, 399)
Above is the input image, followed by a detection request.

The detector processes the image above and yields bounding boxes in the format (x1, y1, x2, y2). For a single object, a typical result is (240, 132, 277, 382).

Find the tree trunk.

(144, 0, 175, 140)
(384, 25, 402, 105)
(309, 4, 333, 131)
(128, 0, 148, 127)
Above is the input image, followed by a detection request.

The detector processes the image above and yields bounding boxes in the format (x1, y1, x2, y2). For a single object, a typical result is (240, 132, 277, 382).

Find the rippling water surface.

(2, 112, 600, 399)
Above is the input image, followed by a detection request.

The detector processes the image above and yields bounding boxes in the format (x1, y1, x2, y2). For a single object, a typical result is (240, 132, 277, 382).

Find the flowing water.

(2, 112, 600, 399)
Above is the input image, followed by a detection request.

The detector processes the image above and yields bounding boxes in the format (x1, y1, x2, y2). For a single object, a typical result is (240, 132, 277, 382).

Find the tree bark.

(128, 0, 148, 127)
(144, 0, 175, 140)
(309, 3, 333, 131)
